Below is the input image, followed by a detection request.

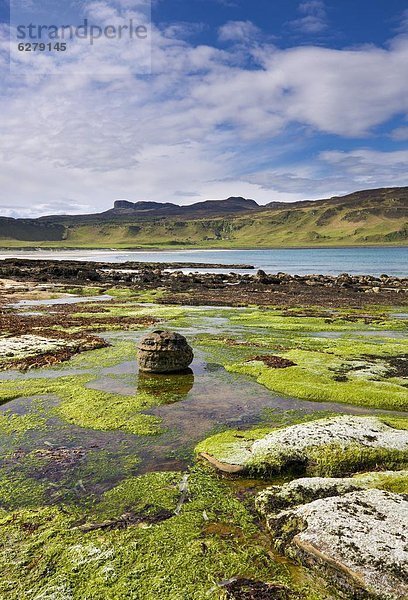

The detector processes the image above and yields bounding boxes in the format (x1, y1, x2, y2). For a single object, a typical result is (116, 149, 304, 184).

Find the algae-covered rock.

(197, 416, 408, 476)
(265, 489, 408, 600)
(255, 470, 408, 516)
(137, 330, 194, 373)
(256, 478, 362, 516)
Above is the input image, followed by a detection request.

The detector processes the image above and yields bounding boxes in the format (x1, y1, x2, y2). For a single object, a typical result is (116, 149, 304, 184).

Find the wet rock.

(264, 489, 408, 599)
(256, 477, 363, 516)
(137, 330, 194, 373)
(197, 416, 408, 475)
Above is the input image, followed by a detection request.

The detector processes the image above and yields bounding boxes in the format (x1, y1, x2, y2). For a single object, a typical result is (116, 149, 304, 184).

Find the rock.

(197, 416, 408, 475)
(137, 330, 194, 373)
(255, 470, 408, 516)
(265, 489, 408, 599)
(256, 477, 362, 516)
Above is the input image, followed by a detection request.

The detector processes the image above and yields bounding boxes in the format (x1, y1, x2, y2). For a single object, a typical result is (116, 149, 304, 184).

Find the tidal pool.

(1, 312, 407, 510)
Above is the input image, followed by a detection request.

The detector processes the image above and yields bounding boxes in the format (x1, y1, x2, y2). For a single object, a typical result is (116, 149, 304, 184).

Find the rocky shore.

(0, 259, 407, 308)
(197, 416, 408, 599)
(0, 261, 407, 599)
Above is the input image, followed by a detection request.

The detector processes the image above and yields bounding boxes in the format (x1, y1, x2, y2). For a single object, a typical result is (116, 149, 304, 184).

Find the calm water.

(0, 247, 406, 276)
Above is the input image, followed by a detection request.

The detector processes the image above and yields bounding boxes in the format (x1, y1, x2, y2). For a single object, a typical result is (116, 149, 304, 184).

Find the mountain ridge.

(1, 186, 407, 248)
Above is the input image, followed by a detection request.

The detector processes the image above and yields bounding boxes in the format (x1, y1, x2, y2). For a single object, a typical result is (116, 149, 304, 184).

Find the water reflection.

(137, 369, 195, 405)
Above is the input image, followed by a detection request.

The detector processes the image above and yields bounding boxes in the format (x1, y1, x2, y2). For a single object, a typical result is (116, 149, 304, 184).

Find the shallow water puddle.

(10, 294, 113, 308)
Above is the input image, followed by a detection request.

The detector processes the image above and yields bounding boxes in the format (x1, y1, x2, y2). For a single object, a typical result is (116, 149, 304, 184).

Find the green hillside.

(1, 187, 407, 249)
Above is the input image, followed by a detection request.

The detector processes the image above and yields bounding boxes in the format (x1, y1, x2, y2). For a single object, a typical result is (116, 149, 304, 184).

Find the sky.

(0, 0, 408, 217)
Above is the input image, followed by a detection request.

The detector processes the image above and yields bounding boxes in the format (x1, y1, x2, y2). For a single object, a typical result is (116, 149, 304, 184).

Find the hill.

(0, 187, 407, 249)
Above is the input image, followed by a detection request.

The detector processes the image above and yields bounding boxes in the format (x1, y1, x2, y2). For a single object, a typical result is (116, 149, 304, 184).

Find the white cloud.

(218, 20, 261, 43)
(0, 1, 408, 217)
(289, 0, 328, 34)
(390, 126, 408, 141)
(320, 149, 408, 187)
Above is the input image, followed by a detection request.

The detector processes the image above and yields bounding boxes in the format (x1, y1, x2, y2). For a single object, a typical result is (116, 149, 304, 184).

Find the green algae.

(302, 444, 408, 478)
(226, 357, 408, 410)
(106, 287, 166, 302)
(0, 472, 46, 509)
(0, 375, 162, 436)
(197, 313, 408, 413)
(0, 447, 142, 511)
(57, 379, 163, 435)
(64, 286, 106, 296)
(229, 309, 407, 332)
(0, 469, 325, 600)
(0, 412, 46, 436)
(65, 341, 136, 369)
(379, 416, 408, 430)
(74, 302, 185, 321)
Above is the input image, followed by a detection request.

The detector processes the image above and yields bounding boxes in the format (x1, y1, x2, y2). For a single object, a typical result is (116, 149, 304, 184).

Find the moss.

(0, 469, 319, 600)
(353, 470, 408, 494)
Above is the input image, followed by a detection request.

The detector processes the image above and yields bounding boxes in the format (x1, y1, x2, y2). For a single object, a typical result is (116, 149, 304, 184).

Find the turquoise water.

(0, 246, 407, 276)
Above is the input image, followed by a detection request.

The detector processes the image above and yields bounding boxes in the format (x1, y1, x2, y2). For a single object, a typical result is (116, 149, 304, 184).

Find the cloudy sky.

(0, 0, 408, 217)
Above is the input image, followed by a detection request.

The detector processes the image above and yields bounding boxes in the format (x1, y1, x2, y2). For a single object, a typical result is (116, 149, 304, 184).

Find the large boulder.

(196, 416, 408, 476)
(264, 489, 408, 599)
(137, 330, 194, 373)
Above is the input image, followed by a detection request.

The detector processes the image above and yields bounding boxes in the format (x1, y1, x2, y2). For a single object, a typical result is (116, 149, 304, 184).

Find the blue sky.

(0, 0, 408, 216)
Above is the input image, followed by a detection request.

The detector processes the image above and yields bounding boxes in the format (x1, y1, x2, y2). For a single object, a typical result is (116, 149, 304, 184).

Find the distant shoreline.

(0, 244, 407, 252)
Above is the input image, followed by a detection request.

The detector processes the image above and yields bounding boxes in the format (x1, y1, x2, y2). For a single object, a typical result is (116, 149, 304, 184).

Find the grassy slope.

(0, 188, 407, 248)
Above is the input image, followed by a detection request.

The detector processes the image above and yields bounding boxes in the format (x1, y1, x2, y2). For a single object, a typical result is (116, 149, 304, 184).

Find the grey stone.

(137, 330, 193, 373)
(265, 489, 408, 599)
(256, 471, 408, 518)
(198, 416, 408, 475)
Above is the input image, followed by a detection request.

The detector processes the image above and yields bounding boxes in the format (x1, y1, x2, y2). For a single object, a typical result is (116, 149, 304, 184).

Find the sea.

(0, 247, 406, 277)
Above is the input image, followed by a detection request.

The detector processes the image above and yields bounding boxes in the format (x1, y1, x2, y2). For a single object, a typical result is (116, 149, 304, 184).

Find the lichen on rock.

(255, 470, 408, 516)
(264, 489, 408, 600)
(197, 416, 408, 476)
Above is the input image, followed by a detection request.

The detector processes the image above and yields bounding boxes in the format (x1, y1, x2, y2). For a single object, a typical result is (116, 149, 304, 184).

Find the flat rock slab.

(256, 470, 408, 515)
(0, 334, 71, 359)
(198, 416, 408, 475)
(265, 489, 408, 600)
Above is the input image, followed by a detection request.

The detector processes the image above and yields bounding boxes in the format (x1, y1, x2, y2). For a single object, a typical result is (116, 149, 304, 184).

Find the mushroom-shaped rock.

(137, 330, 194, 373)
